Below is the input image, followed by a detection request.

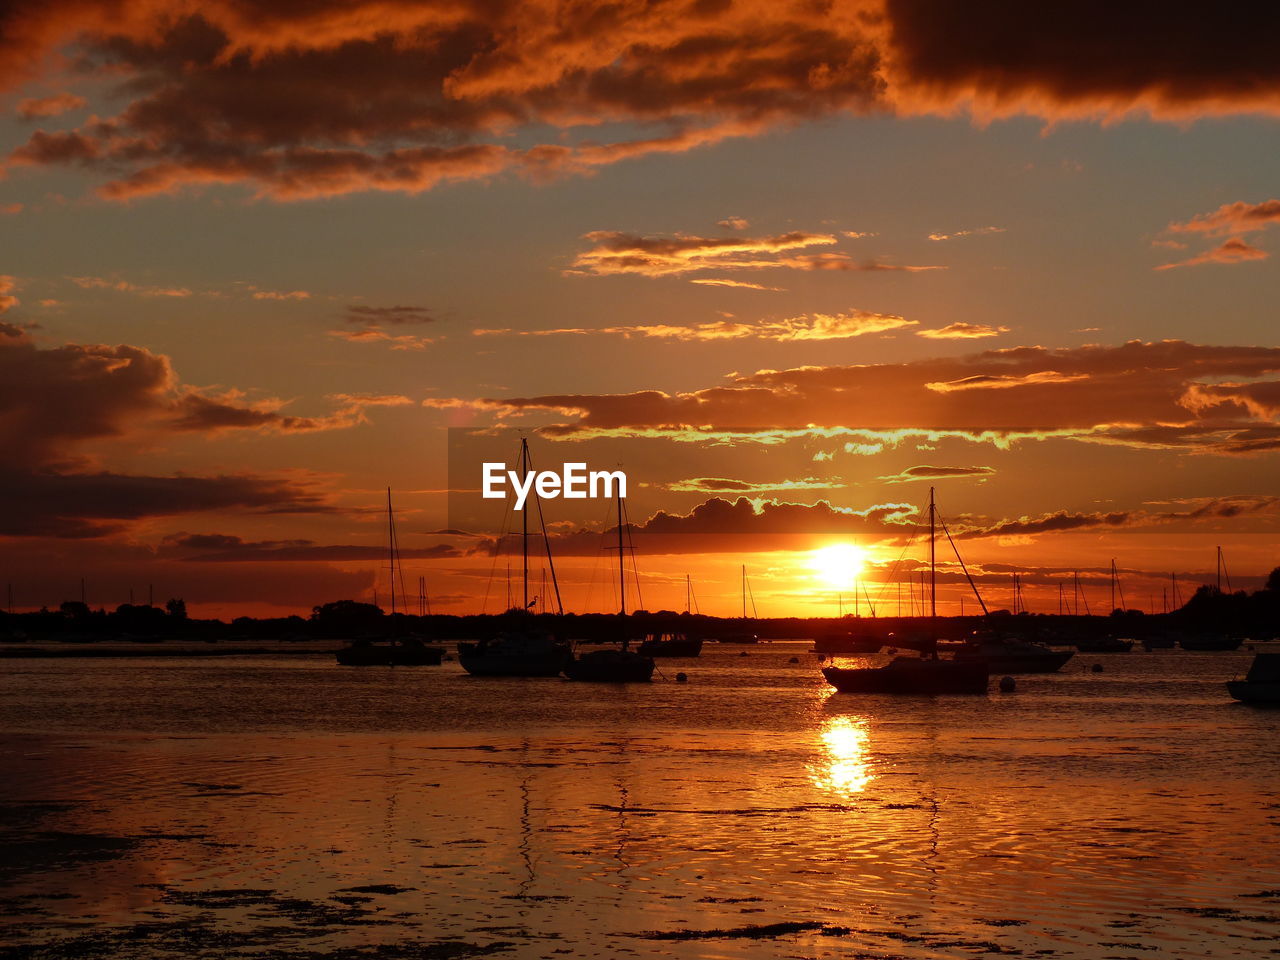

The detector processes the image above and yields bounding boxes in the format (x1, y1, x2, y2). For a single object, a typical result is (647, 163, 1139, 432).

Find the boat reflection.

(811, 715, 874, 795)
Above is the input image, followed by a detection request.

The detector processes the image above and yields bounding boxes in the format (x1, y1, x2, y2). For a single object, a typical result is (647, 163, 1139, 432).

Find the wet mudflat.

(1, 644, 1278, 959)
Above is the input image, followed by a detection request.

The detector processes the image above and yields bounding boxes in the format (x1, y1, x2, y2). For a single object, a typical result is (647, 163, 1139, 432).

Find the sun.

(810, 543, 868, 589)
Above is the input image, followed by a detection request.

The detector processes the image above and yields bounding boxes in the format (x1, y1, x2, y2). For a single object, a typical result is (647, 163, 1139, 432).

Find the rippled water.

(2, 643, 1278, 959)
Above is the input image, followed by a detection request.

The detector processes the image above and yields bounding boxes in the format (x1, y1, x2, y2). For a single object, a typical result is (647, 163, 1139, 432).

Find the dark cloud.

(476, 491, 1280, 556)
(0, 326, 405, 467)
(881, 1, 1280, 120)
(0, 326, 405, 539)
(0, 470, 331, 538)
(344, 304, 436, 326)
(162, 533, 463, 562)
(5, 2, 1276, 199)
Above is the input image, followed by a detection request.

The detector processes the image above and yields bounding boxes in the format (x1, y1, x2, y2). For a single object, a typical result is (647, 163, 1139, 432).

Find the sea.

(1, 642, 1278, 959)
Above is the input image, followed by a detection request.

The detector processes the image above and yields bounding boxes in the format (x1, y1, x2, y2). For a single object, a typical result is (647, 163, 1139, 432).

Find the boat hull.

(637, 637, 703, 657)
(1227, 680, 1280, 704)
(954, 649, 1075, 674)
(456, 641, 571, 677)
(823, 658, 989, 695)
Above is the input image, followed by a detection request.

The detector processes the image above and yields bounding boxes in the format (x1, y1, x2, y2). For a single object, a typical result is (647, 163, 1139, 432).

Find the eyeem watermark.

(482, 462, 627, 511)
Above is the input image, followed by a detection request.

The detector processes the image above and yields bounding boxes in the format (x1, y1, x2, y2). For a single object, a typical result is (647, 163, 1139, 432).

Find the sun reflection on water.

(811, 715, 874, 795)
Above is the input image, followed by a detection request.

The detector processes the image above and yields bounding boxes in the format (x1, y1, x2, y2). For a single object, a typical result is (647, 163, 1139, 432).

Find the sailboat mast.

(929, 486, 937, 656)
(685, 573, 691, 613)
(617, 491, 625, 617)
(386, 487, 396, 616)
(521, 439, 530, 611)
(741, 564, 746, 618)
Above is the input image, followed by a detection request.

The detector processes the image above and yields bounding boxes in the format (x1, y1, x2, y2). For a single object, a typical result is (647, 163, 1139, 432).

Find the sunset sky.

(2, 2, 1278, 618)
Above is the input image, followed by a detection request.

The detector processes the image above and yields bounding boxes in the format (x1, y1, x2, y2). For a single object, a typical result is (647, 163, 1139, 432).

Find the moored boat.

(953, 632, 1074, 673)
(460, 438, 574, 678)
(821, 488, 989, 696)
(563, 490, 655, 683)
(564, 646, 655, 682)
(1227, 652, 1280, 704)
(824, 654, 989, 694)
(637, 632, 702, 657)
(336, 489, 443, 667)
(458, 631, 571, 677)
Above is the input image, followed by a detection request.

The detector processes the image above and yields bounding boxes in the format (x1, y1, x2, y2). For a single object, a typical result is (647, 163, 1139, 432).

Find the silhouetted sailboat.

(638, 632, 702, 657)
(564, 491, 655, 682)
(640, 575, 703, 657)
(1182, 546, 1245, 650)
(822, 488, 989, 695)
(1227, 649, 1280, 704)
(337, 488, 443, 666)
(458, 439, 572, 677)
(719, 565, 759, 643)
(953, 630, 1074, 674)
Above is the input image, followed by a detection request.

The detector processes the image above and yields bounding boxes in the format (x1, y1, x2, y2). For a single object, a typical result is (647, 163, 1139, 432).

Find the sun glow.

(811, 716, 874, 795)
(810, 543, 868, 589)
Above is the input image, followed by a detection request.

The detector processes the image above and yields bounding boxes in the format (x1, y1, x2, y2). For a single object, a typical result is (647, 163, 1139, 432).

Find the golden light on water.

(809, 543, 868, 590)
(812, 716, 874, 796)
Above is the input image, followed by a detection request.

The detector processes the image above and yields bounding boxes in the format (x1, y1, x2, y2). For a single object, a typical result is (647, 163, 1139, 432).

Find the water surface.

(2, 644, 1277, 958)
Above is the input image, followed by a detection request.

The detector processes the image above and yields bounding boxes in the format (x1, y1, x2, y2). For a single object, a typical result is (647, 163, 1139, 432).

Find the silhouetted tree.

(310, 600, 384, 637)
(165, 597, 188, 620)
(1265, 566, 1280, 594)
(59, 600, 90, 620)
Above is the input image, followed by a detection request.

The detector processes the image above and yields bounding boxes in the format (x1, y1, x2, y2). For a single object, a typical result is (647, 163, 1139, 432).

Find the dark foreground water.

(1, 643, 1278, 959)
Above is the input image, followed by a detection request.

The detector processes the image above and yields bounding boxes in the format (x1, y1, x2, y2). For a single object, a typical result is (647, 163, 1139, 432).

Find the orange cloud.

(879, 464, 995, 483)
(917, 322, 1010, 340)
(664, 477, 844, 493)
(473, 310, 914, 342)
(16, 92, 86, 119)
(450, 341, 1280, 454)
(688, 279, 783, 291)
(1154, 237, 1269, 270)
(1167, 199, 1280, 237)
(927, 226, 1005, 241)
(923, 370, 1088, 392)
(69, 275, 193, 297)
(0, 275, 17, 313)
(251, 289, 310, 301)
(568, 230, 837, 277)
(328, 328, 436, 350)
